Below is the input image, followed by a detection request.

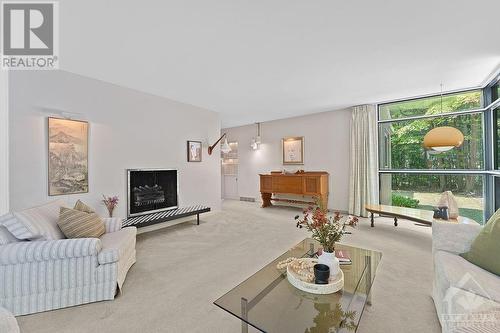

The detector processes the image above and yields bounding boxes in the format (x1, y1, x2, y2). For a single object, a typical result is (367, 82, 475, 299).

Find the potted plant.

(295, 202, 357, 274)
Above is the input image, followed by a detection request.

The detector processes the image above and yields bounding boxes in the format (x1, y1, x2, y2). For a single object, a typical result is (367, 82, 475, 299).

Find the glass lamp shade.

(423, 126, 464, 152)
(221, 138, 232, 154)
(250, 138, 258, 150)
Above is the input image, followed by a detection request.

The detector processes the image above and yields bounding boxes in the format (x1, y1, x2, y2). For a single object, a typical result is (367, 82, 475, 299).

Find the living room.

(0, 1, 499, 332)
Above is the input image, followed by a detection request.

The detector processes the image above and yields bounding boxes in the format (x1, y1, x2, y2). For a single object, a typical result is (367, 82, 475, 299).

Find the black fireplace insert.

(127, 169, 178, 217)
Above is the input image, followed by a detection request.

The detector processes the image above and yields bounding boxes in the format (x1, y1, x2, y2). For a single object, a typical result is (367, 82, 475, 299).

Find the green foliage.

(391, 194, 419, 208)
(380, 90, 484, 196)
(380, 91, 481, 120)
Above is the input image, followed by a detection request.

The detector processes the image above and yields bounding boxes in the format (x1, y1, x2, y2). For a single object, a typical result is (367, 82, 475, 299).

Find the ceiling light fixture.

(251, 123, 261, 150)
(423, 84, 464, 152)
(423, 126, 464, 152)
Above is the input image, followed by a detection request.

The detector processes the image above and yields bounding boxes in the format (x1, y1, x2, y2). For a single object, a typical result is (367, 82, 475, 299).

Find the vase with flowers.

(102, 195, 119, 218)
(295, 202, 358, 276)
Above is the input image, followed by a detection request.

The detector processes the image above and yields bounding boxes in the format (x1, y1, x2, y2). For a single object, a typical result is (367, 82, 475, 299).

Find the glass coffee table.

(214, 238, 382, 333)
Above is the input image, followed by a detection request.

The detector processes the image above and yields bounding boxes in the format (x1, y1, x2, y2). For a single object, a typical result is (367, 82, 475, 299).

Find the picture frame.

(48, 117, 89, 196)
(187, 140, 202, 162)
(282, 136, 304, 165)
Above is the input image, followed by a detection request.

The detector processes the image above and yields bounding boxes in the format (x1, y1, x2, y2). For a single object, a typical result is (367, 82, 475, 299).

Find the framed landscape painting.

(48, 117, 89, 195)
(282, 136, 304, 165)
(187, 140, 202, 162)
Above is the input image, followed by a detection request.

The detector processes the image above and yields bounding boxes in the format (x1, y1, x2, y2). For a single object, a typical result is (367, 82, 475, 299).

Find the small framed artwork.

(48, 117, 89, 195)
(187, 140, 202, 162)
(282, 136, 304, 165)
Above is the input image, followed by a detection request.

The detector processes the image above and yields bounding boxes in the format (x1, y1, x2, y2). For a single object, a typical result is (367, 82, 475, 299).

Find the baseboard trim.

(239, 197, 255, 202)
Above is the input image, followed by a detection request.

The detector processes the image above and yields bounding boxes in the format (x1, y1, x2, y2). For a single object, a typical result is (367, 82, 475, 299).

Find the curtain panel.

(349, 105, 379, 217)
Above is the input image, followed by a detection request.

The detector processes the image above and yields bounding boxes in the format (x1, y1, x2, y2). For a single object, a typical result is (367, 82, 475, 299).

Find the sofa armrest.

(432, 220, 482, 255)
(0, 306, 19, 333)
(0, 238, 102, 265)
(102, 217, 123, 233)
(98, 248, 119, 265)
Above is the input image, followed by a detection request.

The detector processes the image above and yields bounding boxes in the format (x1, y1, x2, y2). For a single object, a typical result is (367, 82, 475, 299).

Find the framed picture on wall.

(48, 117, 89, 195)
(187, 140, 202, 162)
(282, 136, 304, 165)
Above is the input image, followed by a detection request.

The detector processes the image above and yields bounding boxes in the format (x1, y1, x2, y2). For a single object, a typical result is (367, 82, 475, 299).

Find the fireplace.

(127, 169, 178, 217)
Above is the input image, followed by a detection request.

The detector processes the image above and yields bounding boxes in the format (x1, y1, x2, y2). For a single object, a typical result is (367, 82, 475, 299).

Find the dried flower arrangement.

(295, 202, 358, 253)
(102, 195, 119, 217)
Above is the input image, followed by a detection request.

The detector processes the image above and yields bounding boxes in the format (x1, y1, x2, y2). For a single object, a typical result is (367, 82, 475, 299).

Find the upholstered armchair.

(0, 201, 137, 316)
(0, 306, 19, 333)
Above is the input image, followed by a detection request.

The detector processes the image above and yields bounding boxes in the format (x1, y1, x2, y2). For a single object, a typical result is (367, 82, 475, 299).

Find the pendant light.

(251, 123, 261, 150)
(423, 126, 464, 152)
(423, 84, 464, 152)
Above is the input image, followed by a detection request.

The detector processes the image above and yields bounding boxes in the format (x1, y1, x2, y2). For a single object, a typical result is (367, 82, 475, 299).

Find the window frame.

(377, 80, 500, 223)
(378, 89, 484, 123)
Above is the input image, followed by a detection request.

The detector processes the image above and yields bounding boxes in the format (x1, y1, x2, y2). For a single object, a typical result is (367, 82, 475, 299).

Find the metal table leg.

(241, 297, 248, 333)
(365, 255, 372, 306)
(370, 212, 374, 227)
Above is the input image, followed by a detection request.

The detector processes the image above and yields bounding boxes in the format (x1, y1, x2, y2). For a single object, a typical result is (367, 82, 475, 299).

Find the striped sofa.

(0, 200, 137, 316)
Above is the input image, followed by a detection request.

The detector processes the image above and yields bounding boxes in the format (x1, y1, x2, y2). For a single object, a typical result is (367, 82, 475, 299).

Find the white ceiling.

(60, 0, 500, 128)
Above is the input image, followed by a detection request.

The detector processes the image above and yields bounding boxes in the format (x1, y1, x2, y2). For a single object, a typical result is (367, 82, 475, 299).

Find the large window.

(378, 89, 490, 224)
(492, 82, 500, 101)
(379, 112, 484, 170)
(380, 173, 484, 223)
(490, 75, 500, 215)
(379, 90, 482, 121)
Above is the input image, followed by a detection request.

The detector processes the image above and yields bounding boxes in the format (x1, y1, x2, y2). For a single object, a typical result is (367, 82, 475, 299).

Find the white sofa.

(432, 220, 500, 332)
(0, 200, 137, 316)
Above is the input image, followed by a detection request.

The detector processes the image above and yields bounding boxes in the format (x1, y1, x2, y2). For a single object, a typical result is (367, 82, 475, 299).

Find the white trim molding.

(0, 71, 9, 214)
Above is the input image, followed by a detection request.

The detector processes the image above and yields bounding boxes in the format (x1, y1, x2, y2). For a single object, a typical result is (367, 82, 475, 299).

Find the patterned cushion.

(57, 207, 105, 239)
(11, 200, 66, 240)
(0, 214, 20, 245)
(74, 200, 95, 213)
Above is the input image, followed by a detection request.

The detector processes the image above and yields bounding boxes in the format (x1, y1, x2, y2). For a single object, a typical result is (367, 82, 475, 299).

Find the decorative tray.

(285, 258, 344, 295)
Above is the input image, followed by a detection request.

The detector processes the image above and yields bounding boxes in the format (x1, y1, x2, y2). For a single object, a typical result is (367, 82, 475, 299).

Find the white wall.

(0, 71, 8, 215)
(223, 109, 351, 211)
(9, 70, 221, 217)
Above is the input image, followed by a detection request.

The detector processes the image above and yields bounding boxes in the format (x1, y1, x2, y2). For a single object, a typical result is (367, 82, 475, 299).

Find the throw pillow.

(0, 214, 20, 245)
(58, 207, 105, 239)
(10, 200, 66, 240)
(74, 200, 95, 214)
(460, 209, 500, 276)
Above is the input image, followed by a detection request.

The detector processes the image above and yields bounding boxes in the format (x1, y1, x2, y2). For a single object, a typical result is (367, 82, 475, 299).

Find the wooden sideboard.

(259, 171, 329, 208)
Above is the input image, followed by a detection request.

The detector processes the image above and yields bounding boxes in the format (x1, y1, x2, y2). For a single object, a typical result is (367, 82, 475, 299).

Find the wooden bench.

(364, 204, 478, 227)
(122, 205, 211, 228)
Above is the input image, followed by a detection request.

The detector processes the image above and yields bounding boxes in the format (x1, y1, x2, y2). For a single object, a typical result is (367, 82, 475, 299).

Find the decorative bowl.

(286, 258, 344, 294)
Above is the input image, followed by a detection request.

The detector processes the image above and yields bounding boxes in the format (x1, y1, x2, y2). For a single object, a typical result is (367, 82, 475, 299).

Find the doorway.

(221, 141, 239, 199)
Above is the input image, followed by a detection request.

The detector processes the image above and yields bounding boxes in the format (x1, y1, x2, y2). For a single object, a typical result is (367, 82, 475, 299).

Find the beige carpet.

(17, 200, 441, 333)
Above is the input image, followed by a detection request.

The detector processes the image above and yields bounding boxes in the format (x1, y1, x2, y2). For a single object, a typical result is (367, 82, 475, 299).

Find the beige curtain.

(349, 105, 379, 217)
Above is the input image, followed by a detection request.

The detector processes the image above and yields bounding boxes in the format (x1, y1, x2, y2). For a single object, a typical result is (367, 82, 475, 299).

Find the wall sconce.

(208, 133, 231, 155)
(251, 123, 261, 150)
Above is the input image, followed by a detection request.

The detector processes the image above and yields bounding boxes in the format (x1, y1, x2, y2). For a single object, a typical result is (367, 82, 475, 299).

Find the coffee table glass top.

(214, 238, 382, 333)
